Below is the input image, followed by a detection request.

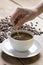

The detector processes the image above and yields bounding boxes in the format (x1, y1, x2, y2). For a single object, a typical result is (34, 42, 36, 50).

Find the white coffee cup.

(8, 30, 34, 51)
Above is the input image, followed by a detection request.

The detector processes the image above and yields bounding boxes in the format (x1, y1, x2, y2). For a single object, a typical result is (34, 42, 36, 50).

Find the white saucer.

(2, 39, 41, 58)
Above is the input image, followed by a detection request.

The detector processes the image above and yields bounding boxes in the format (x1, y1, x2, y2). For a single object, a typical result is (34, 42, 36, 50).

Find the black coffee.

(11, 32, 33, 40)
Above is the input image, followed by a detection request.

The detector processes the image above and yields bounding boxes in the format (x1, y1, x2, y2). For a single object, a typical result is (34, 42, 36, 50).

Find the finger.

(13, 13, 29, 29)
(14, 10, 36, 29)
(10, 8, 29, 25)
(15, 13, 29, 26)
(14, 19, 23, 29)
(10, 8, 22, 25)
(14, 25, 19, 30)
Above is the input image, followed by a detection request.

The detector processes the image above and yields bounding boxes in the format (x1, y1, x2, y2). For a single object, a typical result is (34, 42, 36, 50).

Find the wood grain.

(0, 0, 43, 65)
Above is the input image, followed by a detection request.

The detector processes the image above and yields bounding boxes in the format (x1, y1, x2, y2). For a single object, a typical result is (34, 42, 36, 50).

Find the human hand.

(10, 7, 37, 29)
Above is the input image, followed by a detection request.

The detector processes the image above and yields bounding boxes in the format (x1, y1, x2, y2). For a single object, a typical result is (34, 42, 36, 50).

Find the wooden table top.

(0, 0, 43, 65)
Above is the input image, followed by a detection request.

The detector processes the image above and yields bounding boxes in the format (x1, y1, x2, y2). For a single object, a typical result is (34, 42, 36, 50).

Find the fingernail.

(14, 26, 19, 30)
